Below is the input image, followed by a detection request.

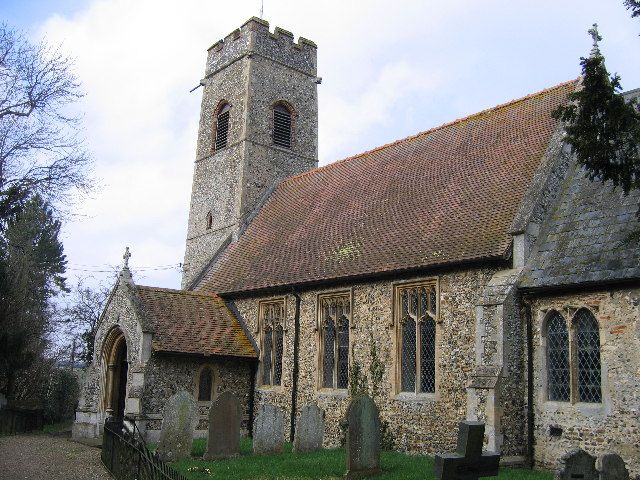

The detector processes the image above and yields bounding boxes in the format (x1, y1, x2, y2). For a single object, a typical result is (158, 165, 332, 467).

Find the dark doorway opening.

(114, 341, 128, 418)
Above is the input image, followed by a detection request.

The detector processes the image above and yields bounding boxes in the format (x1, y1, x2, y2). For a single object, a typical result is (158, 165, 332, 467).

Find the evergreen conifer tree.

(553, 25, 640, 195)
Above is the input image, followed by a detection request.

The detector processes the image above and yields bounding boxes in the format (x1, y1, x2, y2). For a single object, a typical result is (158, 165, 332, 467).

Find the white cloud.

(31, 0, 640, 290)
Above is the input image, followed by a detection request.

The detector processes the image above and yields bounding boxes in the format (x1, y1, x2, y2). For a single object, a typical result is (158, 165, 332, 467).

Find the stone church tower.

(182, 18, 319, 288)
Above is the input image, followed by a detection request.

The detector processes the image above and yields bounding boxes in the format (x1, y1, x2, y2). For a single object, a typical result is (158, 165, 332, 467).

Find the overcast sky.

(3, 0, 640, 291)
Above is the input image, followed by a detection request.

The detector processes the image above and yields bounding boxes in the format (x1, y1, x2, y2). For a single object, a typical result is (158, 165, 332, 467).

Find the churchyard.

(164, 438, 553, 480)
(148, 391, 573, 480)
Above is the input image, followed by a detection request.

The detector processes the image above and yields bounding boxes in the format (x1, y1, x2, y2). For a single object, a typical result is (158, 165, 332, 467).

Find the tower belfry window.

(273, 104, 292, 148)
(214, 104, 230, 151)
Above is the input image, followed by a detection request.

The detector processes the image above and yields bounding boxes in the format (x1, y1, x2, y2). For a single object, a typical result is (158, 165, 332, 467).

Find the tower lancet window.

(214, 104, 230, 151)
(206, 211, 213, 230)
(273, 104, 292, 148)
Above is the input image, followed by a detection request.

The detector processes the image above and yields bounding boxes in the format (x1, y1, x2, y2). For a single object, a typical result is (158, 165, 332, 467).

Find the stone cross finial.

(123, 247, 131, 269)
(588, 23, 602, 56)
(434, 421, 500, 480)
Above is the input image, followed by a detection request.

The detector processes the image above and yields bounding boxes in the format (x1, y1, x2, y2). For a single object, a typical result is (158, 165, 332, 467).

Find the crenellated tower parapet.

(205, 17, 317, 78)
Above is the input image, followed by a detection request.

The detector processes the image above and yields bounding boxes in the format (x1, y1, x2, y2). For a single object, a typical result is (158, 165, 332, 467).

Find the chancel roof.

(136, 285, 256, 358)
(198, 80, 577, 295)
(520, 163, 640, 291)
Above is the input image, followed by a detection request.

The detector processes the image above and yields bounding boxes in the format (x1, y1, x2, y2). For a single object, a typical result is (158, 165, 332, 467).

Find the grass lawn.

(167, 438, 553, 480)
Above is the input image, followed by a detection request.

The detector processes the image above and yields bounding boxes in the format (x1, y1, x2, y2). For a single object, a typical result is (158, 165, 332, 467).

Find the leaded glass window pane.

(323, 318, 335, 388)
(338, 316, 349, 389)
(198, 367, 212, 401)
(274, 324, 284, 386)
(547, 312, 570, 401)
(420, 319, 436, 393)
(398, 283, 437, 394)
(401, 318, 416, 392)
(260, 301, 284, 386)
(575, 310, 601, 403)
(263, 326, 272, 385)
(319, 294, 351, 390)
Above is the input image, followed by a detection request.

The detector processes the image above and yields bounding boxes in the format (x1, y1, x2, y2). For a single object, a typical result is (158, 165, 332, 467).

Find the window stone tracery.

(318, 293, 350, 390)
(260, 300, 285, 387)
(396, 281, 437, 394)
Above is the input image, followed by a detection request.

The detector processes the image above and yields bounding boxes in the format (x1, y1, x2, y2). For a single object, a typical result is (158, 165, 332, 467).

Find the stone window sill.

(257, 385, 284, 394)
(542, 400, 607, 416)
(393, 392, 436, 403)
(317, 389, 348, 399)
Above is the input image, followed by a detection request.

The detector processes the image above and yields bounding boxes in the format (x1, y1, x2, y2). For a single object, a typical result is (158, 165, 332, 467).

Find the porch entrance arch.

(102, 327, 128, 418)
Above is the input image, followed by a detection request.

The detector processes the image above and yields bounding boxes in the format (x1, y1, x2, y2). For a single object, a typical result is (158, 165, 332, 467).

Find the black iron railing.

(101, 416, 188, 480)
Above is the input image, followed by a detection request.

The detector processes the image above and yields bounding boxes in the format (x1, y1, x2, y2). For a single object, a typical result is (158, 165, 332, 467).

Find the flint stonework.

(156, 390, 198, 462)
(345, 395, 381, 479)
(253, 404, 285, 455)
(204, 391, 241, 460)
(293, 404, 324, 453)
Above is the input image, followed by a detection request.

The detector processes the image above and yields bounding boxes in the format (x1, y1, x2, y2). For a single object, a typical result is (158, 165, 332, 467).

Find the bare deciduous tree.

(0, 24, 92, 219)
(61, 279, 110, 365)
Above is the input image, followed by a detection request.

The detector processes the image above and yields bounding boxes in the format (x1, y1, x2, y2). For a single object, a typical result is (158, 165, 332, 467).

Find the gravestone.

(204, 391, 241, 460)
(156, 390, 198, 462)
(556, 449, 597, 480)
(345, 395, 381, 479)
(293, 404, 324, 453)
(253, 404, 285, 455)
(434, 421, 500, 480)
(596, 453, 629, 480)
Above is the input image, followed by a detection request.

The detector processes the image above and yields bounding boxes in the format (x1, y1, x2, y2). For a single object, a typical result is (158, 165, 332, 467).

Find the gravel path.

(0, 433, 111, 480)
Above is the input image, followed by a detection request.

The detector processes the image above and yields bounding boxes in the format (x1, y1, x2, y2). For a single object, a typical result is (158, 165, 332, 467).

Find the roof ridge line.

(136, 284, 220, 298)
(282, 78, 579, 185)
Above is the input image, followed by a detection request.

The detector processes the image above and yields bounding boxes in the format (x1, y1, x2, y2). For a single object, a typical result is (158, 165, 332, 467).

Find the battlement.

(205, 17, 317, 77)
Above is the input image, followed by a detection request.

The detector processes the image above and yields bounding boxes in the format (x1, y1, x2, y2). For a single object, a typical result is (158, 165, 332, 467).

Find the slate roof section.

(199, 80, 577, 295)
(520, 162, 640, 290)
(136, 286, 257, 358)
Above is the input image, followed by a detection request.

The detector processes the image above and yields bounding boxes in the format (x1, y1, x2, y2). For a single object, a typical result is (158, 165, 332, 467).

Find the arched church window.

(319, 293, 350, 390)
(260, 299, 285, 386)
(214, 103, 230, 151)
(206, 211, 213, 230)
(574, 309, 601, 403)
(273, 103, 292, 148)
(197, 366, 214, 401)
(546, 311, 570, 402)
(395, 282, 437, 394)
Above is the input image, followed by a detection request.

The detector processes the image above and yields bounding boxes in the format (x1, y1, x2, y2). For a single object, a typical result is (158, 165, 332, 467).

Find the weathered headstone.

(556, 449, 598, 480)
(293, 404, 324, 453)
(434, 421, 500, 480)
(204, 391, 241, 460)
(156, 390, 198, 462)
(345, 395, 381, 479)
(253, 404, 285, 455)
(596, 453, 629, 480)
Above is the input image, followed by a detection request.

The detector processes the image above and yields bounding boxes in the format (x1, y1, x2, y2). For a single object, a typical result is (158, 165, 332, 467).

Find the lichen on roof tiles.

(135, 285, 256, 358)
(198, 80, 578, 295)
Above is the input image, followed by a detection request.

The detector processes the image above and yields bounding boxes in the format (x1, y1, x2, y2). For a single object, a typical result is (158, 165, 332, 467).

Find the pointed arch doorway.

(103, 328, 128, 418)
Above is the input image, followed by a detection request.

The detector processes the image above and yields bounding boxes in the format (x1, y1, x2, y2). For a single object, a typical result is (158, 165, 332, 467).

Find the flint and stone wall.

(73, 277, 253, 443)
(530, 287, 640, 475)
(73, 277, 145, 440)
(232, 267, 506, 454)
(142, 355, 253, 442)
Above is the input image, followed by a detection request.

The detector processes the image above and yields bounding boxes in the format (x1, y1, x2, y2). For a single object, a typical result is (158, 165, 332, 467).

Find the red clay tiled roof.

(198, 80, 577, 295)
(136, 285, 256, 358)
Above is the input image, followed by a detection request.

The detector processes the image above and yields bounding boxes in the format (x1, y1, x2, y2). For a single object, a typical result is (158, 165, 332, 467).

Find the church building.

(73, 17, 640, 474)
